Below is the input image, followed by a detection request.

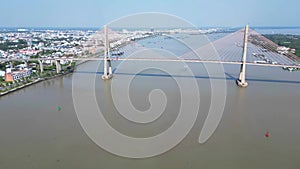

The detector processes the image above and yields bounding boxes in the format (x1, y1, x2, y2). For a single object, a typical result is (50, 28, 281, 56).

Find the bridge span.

(1, 25, 299, 87)
(2, 57, 300, 69)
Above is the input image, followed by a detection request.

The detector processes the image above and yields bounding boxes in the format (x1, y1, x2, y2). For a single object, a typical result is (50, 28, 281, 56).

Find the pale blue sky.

(0, 0, 299, 27)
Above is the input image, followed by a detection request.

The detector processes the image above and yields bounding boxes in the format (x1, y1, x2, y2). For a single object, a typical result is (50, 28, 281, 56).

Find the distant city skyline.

(0, 0, 299, 28)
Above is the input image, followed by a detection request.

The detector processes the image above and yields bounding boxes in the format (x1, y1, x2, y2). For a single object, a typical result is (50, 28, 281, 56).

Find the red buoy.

(265, 131, 270, 138)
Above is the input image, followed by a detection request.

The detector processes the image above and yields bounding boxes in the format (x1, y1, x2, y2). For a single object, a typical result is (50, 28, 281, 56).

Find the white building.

(11, 68, 32, 81)
(277, 46, 290, 55)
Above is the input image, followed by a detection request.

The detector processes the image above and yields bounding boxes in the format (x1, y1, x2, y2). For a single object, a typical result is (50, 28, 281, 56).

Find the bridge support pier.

(9, 61, 13, 69)
(108, 59, 113, 75)
(236, 25, 249, 88)
(102, 25, 113, 80)
(55, 60, 61, 74)
(24, 60, 28, 68)
(38, 60, 44, 73)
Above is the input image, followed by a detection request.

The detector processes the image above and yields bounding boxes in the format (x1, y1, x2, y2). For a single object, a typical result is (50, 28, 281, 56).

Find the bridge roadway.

(1, 57, 300, 69)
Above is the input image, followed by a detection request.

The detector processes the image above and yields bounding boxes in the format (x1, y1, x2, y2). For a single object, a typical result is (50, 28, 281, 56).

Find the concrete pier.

(9, 61, 13, 69)
(38, 60, 44, 73)
(24, 61, 28, 68)
(55, 60, 61, 74)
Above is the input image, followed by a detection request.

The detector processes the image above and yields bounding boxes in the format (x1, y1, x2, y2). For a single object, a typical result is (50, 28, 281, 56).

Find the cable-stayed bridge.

(1, 25, 300, 87)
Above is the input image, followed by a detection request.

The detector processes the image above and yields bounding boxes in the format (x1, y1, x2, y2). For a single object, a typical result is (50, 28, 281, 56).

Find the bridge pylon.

(102, 25, 113, 80)
(236, 24, 249, 87)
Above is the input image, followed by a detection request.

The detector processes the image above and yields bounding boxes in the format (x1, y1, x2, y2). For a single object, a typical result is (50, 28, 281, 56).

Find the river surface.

(1, 33, 300, 169)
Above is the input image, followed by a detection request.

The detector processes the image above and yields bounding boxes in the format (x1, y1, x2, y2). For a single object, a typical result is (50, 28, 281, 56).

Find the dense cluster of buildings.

(1, 27, 223, 82)
(0, 28, 95, 59)
(0, 28, 97, 82)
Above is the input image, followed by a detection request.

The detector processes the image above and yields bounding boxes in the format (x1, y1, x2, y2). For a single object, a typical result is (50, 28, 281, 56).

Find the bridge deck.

(1, 57, 300, 69)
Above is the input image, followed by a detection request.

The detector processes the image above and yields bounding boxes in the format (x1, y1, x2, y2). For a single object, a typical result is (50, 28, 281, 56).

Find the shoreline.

(0, 70, 73, 97)
(0, 56, 109, 97)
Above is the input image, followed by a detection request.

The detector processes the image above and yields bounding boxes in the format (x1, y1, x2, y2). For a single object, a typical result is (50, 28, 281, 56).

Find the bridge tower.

(102, 25, 113, 80)
(236, 24, 249, 87)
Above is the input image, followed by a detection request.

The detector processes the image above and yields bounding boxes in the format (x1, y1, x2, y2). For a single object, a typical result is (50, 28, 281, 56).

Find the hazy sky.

(0, 0, 299, 28)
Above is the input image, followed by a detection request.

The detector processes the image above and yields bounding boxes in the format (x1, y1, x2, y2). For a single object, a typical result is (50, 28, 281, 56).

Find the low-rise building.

(5, 68, 32, 82)
(12, 68, 32, 80)
(19, 50, 39, 56)
(277, 46, 290, 55)
(290, 48, 296, 54)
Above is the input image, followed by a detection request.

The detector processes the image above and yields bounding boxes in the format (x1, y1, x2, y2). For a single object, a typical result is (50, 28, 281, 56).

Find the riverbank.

(0, 70, 73, 97)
